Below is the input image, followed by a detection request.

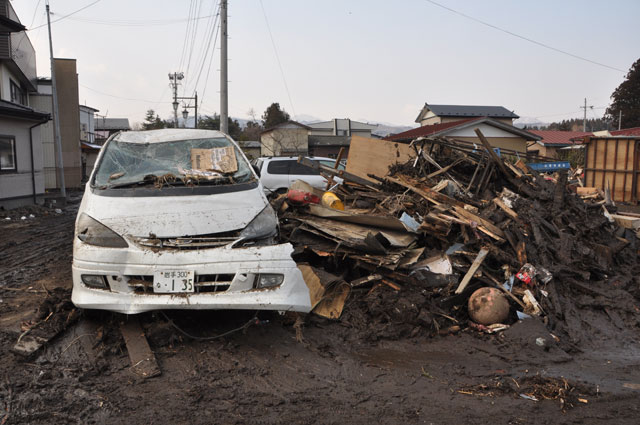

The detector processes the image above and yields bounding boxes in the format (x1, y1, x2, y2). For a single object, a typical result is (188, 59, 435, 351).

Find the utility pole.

(619, 110, 622, 131)
(46, 1, 65, 198)
(580, 98, 593, 132)
(220, 0, 228, 134)
(168, 72, 184, 127)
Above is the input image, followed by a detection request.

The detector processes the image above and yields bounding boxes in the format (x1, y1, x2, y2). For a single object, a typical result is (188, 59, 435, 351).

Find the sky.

(11, 0, 640, 127)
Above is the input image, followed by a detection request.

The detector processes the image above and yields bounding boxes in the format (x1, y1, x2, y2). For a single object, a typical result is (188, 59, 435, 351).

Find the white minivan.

(251, 156, 344, 195)
(71, 129, 311, 314)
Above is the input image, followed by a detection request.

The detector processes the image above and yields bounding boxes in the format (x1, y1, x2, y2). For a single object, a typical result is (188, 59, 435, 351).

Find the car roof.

(113, 129, 229, 144)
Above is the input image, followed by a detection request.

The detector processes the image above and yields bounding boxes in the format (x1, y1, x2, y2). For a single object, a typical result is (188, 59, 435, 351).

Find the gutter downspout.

(29, 119, 49, 204)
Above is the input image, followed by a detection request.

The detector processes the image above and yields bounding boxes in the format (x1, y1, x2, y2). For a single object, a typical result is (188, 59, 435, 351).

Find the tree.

(197, 113, 242, 139)
(606, 58, 640, 129)
(142, 109, 166, 130)
(261, 102, 290, 129)
(238, 120, 262, 141)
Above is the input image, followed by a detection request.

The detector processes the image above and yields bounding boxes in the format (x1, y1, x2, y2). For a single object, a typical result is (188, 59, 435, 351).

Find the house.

(305, 119, 378, 158)
(386, 117, 540, 153)
(527, 130, 592, 158)
(237, 140, 261, 160)
(94, 117, 130, 143)
(79, 105, 99, 180)
(611, 127, 640, 137)
(29, 59, 83, 189)
(0, 1, 50, 209)
(259, 121, 310, 156)
(415, 103, 519, 126)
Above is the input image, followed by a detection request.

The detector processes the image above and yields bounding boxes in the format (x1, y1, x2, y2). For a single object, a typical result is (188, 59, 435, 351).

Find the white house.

(0, 1, 50, 208)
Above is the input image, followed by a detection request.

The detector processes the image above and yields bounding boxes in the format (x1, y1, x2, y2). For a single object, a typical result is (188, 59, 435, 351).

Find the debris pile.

(278, 134, 640, 342)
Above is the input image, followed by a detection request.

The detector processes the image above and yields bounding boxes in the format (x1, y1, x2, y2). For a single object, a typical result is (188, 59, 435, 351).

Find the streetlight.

(182, 108, 189, 128)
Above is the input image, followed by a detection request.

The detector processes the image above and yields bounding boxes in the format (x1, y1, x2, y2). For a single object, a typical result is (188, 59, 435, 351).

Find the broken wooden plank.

(350, 274, 383, 287)
(455, 248, 489, 294)
(452, 205, 505, 241)
(492, 197, 518, 220)
(386, 175, 466, 208)
(299, 156, 380, 189)
(325, 147, 346, 190)
(120, 318, 161, 379)
(474, 128, 512, 177)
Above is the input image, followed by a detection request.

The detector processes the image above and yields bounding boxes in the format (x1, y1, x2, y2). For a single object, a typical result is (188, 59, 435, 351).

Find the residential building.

(306, 119, 378, 158)
(414, 103, 519, 126)
(237, 140, 261, 160)
(0, 0, 50, 208)
(80, 104, 99, 143)
(29, 59, 83, 189)
(527, 130, 592, 158)
(94, 117, 130, 143)
(79, 105, 99, 180)
(386, 117, 540, 153)
(259, 121, 310, 156)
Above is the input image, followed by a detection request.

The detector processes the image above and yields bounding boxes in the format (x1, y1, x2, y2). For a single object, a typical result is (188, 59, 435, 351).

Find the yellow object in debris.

(321, 192, 344, 210)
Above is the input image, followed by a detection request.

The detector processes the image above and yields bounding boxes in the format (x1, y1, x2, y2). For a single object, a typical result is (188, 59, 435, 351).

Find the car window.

(266, 160, 292, 175)
(290, 161, 319, 176)
(319, 160, 345, 171)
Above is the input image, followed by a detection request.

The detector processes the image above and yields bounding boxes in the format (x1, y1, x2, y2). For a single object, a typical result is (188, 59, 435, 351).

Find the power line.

(177, 0, 196, 71)
(258, 0, 297, 118)
(79, 83, 169, 104)
(190, 1, 221, 96)
(198, 8, 222, 110)
(30, 0, 101, 30)
(424, 0, 626, 73)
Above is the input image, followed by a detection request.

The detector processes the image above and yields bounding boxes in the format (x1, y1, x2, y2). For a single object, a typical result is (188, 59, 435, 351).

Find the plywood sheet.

(584, 137, 639, 203)
(346, 135, 414, 182)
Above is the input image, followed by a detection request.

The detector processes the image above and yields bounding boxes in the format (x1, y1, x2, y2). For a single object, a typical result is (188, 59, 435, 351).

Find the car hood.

(80, 186, 268, 238)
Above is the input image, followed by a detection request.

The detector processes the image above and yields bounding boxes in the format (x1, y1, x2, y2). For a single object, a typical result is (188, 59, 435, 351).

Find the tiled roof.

(611, 127, 640, 136)
(528, 130, 592, 146)
(94, 118, 130, 130)
(429, 104, 519, 118)
(385, 118, 480, 141)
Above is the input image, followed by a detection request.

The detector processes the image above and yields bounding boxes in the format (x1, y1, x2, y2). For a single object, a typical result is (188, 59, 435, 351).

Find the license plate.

(153, 270, 195, 293)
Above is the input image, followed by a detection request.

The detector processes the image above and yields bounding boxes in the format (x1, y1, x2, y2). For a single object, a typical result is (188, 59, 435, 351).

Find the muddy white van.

(71, 129, 311, 314)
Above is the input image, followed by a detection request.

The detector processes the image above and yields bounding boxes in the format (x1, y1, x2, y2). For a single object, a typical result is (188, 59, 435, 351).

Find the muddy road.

(1, 199, 640, 424)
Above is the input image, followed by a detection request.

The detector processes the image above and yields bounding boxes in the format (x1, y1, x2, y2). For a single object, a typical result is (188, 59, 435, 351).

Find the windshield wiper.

(100, 174, 159, 189)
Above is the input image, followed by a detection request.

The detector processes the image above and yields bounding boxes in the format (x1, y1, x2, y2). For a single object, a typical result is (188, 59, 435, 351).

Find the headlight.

(239, 205, 278, 242)
(76, 213, 128, 248)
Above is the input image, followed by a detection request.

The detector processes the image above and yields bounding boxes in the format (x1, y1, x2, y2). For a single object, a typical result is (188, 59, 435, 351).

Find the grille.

(126, 274, 234, 294)
(136, 230, 242, 249)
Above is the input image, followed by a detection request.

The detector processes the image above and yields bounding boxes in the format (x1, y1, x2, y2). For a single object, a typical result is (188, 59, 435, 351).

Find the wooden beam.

(386, 176, 466, 208)
(474, 128, 512, 177)
(492, 197, 518, 219)
(120, 318, 161, 379)
(455, 248, 489, 294)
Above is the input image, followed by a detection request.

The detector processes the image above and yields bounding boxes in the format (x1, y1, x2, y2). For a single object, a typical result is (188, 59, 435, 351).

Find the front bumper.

(71, 240, 311, 315)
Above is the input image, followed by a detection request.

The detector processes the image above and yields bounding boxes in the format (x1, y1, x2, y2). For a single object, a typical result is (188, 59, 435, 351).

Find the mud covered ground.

(1, 198, 640, 424)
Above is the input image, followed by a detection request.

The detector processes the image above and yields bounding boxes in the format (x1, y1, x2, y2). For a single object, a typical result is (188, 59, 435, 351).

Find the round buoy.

(468, 287, 510, 325)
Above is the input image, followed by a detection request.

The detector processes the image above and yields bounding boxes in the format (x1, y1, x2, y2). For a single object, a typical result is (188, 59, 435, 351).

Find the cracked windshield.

(92, 137, 253, 188)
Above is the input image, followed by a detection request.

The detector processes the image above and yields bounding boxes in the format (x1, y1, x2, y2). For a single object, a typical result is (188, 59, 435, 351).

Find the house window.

(10, 80, 26, 105)
(0, 137, 17, 172)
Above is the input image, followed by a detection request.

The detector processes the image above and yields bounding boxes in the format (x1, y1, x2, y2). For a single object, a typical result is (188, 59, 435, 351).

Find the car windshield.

(92, 137, 254, 189)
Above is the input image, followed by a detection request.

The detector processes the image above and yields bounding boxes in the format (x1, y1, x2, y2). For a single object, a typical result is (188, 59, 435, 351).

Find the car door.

(289, 160, 327, 189)
(263, 159, 292, 193)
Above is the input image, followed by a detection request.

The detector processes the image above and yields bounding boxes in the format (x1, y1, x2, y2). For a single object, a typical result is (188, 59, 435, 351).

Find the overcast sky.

(11, 0, 640, 127)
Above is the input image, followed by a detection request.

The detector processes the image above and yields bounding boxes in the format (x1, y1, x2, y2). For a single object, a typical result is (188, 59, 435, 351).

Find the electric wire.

(424, 0, 626, 73)
(184, 0, 219, 96)
(184, 0, 204, 87)
(189, 1, 220, 98)
(160, 311, 260, 341)
(79, 83, 169, 104)
(258, 0, 297, 118)
(29, 0, 102, 31)
(198, 18, 221, 112)
(177, 0, 196, 72)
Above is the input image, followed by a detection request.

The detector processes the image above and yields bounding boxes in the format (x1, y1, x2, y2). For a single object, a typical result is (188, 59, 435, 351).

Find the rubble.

(278, 132, 640, 342)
